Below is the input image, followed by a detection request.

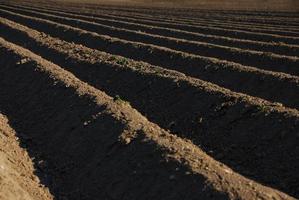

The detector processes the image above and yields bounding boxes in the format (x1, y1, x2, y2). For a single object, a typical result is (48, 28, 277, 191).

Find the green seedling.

(116, 57, 129, 65)
(114, 95, 129, 105)
(257, 104, 271, 115)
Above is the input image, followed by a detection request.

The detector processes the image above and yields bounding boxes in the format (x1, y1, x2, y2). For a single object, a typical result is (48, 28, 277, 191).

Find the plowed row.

(5, 4, 299, 55)
(0, 1, 298, 199)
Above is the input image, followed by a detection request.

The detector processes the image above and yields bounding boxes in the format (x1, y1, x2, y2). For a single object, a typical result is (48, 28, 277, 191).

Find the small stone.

(17, 58, 30, 65)
(198, 117, 203, 123)
(124, 137, 131, 144)
(223, 168, 232, 174)
(185, 171, 191, 175)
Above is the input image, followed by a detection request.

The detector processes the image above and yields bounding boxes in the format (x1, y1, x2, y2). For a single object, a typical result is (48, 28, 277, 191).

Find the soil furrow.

(203, 10, 299, 17)
(36, 2, 299, 21)
(1, 18, 299, 197)
(36, 2, 299, 26)
(2, 4, 299, 46)
(116, 10, 299, 27)
(1, 14, 299, 111)
(86, 11, 299, 36)
(1, 37, 295, 200)
(112, 8, 299, 25)
(0, 114, 53, 200)
(46, 2, 299, 26)
(8, 4, 299, 57)
(1, 5, 299, 76)
(64, 9, 299, 34)
(9, 3, 299, 37)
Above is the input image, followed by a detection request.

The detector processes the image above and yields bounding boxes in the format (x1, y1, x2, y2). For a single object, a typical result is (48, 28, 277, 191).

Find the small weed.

(113, 95, 129, 105)
(116, 57, 129, 65)
(256, 104, 271, 115)
(107, 55, 117, 63)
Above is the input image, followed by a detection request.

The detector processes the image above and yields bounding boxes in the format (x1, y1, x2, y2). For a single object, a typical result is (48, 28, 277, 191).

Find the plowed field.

(0, 1, 298, 199)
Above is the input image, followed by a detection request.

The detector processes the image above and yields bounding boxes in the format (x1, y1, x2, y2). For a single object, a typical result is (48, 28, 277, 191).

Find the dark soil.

(0, 1, 298, 199)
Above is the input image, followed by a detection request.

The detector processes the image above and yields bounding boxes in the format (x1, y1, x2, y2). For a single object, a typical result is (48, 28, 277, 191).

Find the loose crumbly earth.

(0, 0, 298, 199)
(0, 114, 53, 200)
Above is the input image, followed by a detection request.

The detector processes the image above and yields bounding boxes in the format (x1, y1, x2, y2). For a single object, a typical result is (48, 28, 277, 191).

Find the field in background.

(0, 0, 299, 199)
(10, 0, 299, 11)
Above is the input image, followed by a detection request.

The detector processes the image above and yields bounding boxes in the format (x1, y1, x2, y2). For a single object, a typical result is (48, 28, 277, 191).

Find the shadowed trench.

(0, 47, 228, 199)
